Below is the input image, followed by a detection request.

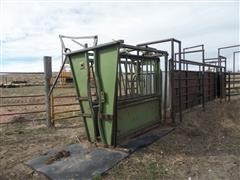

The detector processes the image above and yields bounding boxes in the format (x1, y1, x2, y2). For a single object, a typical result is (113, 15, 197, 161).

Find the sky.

(0, 0, 239, 72)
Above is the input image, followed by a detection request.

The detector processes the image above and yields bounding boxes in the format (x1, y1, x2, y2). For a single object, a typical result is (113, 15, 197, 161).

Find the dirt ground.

(0, 98, 239, 179)
(106, 98, 240, 180)
(0, 119, 85, 180)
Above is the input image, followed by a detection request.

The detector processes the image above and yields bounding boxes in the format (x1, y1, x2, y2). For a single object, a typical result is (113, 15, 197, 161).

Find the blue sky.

(0, 0, 239, 72)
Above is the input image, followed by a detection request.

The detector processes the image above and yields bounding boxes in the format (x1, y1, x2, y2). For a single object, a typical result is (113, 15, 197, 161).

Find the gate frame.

(218, 45, 240, 100)
(138, 38, 182, 123)
(66, 40, 168, 146)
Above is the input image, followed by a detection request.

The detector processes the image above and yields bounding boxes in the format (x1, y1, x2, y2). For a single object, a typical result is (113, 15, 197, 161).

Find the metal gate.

(170, 47, 226, 122)
(218, 45, 240, 101)
(171, 62, 225, 113)
(137, 39, 227, 123)
(66, 40, 168, 146)
(226, 72, 240, 100)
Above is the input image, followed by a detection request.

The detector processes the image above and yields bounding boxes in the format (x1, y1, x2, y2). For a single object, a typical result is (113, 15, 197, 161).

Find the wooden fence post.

(44, 56, 52, 128)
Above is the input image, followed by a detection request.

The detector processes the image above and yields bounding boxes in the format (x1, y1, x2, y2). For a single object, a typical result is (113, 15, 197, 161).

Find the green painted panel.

(95, 45, 119, 145)
(69, 53, 96, 141)
(117, 100, 160, 139)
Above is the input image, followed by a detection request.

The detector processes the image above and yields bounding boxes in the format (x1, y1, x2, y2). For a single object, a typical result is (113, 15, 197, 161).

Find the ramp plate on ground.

(25, 127, 174, 180)
(25, 144, 128, 180)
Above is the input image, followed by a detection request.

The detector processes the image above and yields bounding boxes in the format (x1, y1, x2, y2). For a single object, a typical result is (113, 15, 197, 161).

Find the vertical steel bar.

(224, 61, 227, 102)
(154, 60, 157, 94)
(50, 94, 55, 126)
(170, 40, 175, 123)
(141, 59, 144, 95)
(186, 70, 188, 109)
(233, 52, 236, 88)
(130, 59, 133, 95)
(150, 60, 152, 94)
(202, 47, 205, 111)
(125, 58, 128, 96)
(146, 60, 149, 95)
(164, 55, 168, 122)
(178, 42, 182, 122)
(90, 61, 98, 102)
(228, 71, 231, 101)
(119, 60, 122, 97)
(220, 64, 223, 103)
(120, 62, 126, 96)
(183, 49, 185, 70)
(136, 51, 139, 95)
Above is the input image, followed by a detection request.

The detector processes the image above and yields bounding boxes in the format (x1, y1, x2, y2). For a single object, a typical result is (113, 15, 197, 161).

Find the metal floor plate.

(119, 126, 175, 152)
(25, 127, 174, 180)
(25, 144, 128, 180)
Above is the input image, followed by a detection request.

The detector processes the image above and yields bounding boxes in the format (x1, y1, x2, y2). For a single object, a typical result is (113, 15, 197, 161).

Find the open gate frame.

(67, 41, 168, 146)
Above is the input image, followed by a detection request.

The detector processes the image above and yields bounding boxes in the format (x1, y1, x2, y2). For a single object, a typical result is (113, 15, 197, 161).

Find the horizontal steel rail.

(176, 59, 224, 68)
(0, 95, 44, 98)
(54, 86, 75, 89)
(0, 103, 45, 108)
(227, 72, 240, 75)
(0, 110, 45, 116)
(121, 53, 160, 61)
(175, 49, 203, 55)
(121, 44, 168, 55)
(137, 38, 181, 46)
(54, 109, 80, 115)
(1, 118, 46, 124)
(59, 34, 97, 40)
(53, 115, 81, 121)
(183, 44, 204, 51)
(204, 57, 219, 61)
(226, 93, 240, 96)
(54, 103, 79, 107)
(218, 44, 240, 51)
(65, 40, 123, 56)
(228, 86, 240, 90)
(205, 60, 225, 64)
(53, 95, 77, 99)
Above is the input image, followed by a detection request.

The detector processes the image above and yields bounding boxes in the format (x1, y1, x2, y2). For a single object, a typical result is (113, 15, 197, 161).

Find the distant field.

(0, 73, 45, 85)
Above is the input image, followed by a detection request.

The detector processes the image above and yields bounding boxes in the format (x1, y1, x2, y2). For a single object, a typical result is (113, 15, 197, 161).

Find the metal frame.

(176, 44, 206, 110)
(172, 58, 224, 112)
(218, 45, 240, 100)
(55, 37, 234, 147)
(218, 45, 240, 69)
(59, 35, 98, 63)
(138, 38, 181, 123)
(66, 40, 168, 146)
(138, 39, 227, 124)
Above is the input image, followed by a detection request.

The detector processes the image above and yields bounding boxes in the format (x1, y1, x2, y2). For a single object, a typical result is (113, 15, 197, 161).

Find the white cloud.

(0, 1, 239, 72)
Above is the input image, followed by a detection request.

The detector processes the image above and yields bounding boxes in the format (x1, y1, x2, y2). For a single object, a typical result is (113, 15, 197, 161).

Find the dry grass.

(104, 98, 240, 180)
(0, 119, 85, 180)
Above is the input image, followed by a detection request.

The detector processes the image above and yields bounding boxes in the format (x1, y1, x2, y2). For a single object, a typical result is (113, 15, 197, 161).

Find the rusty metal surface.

(172, 70, 219, 112)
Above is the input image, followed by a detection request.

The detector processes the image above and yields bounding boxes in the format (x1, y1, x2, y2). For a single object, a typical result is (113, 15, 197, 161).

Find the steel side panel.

(96, 46, 119, 145)
(117, 100, 160, 139)
(70, 54, 96, 141)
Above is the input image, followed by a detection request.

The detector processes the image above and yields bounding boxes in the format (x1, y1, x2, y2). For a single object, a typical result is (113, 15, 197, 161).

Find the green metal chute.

(67, 41, 165, 146)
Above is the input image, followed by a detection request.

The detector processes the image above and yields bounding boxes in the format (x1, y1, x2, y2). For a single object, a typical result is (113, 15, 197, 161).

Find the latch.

(100, 91, 105, 103)
(80, 62, 85, 69)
